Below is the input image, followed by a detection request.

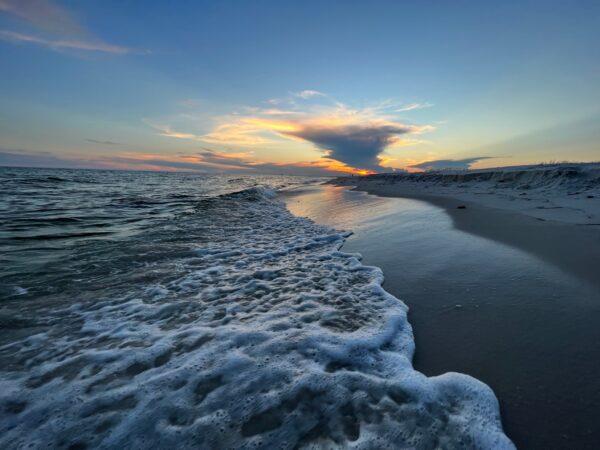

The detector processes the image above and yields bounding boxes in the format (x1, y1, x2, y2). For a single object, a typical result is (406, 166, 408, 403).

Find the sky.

(0, 0, 599, 175)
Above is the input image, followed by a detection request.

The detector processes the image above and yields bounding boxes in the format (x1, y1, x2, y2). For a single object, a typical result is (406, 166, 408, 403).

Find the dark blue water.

(0, 167, 317, 300)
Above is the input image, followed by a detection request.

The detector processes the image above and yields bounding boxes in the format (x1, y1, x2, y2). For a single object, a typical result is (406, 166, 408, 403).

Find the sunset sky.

(1, 0, 599, 175)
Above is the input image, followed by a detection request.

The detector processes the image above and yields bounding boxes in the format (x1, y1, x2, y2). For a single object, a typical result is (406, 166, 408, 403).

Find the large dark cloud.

(409, 156, 493, 171)
(285, 123, 413, 171)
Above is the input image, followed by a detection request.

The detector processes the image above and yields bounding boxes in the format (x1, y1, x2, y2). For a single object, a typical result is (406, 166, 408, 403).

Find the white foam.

(0, 187, 513, 449)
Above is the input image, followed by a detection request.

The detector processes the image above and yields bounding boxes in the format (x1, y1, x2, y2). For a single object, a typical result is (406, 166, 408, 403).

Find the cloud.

(106, 154, 251, 173)
(203, 122, 271, 146)
(0, 149, 88, 168)
(0, 148, 357, 176)
(151, 124, 203, 141)
(0, 0, 83, 35)
(258, 109, 298, 116)
(200, 113, 430, 171)
(86, 139, 120, 146)
(0, 0, 138, 55)
(284, 122, 415, 170)
(0, 30, 134, 54)
(169, 149, 358, 176)
(189, 149, 257, 171)
(294, 90, 325, 99)
(149, 122, 270, 146)
(179, 99, 200, 108)
(409, 156, 493, 171)
(149, 93, 435, 173)
(395, 102, 433, 112)
(108, 151, 358, 176)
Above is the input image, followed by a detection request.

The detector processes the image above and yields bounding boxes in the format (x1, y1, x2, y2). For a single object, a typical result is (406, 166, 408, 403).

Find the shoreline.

(285, 183, 600, 449)
(333, 181, 600, 290)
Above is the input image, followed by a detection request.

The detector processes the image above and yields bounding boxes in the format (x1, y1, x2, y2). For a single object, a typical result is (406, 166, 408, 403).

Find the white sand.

(333, 163, 600, 225)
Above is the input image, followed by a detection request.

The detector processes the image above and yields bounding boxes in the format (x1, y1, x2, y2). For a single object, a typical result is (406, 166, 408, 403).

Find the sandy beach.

(284, 172, 600, 449)
(334, 164, 600, 224)
(333, 165, 600, 290)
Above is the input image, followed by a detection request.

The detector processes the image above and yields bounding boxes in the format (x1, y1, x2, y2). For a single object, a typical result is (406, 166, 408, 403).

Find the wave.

(9, 231, 114, 241)
(0, 186, 513, 449)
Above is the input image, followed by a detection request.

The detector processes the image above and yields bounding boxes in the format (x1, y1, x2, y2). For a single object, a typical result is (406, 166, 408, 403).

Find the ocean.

(0, 167, 512, 449)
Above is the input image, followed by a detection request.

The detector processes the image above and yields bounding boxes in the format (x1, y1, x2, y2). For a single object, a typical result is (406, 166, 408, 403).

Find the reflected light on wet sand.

(282, 183, 600, 450)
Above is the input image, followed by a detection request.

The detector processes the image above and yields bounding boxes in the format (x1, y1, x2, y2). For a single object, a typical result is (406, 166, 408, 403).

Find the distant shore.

(332, 163, 600, 224)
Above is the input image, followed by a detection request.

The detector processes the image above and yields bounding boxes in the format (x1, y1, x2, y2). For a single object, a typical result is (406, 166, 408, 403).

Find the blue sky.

(0, 0, 599, 174)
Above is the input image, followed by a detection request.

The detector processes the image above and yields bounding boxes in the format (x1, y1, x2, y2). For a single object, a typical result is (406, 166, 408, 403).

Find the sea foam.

(0, 187, 513, 449)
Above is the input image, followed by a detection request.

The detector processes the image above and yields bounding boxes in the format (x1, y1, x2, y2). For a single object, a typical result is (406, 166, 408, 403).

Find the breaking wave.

(0, 181, 513, 449)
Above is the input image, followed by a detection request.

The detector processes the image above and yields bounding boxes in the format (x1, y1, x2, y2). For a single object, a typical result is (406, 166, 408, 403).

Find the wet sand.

(283, 184, 600, 450)
(355, 188, 600, 290)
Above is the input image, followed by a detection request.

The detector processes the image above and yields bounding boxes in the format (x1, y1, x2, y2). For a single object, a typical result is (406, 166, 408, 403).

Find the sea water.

(0, 167, 513, 449)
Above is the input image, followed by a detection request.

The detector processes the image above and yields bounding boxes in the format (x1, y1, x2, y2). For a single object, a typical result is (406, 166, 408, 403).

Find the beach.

(2, 0, 599, 447)
(284, 166, 600, 449)
(2, 165, 599, 448)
